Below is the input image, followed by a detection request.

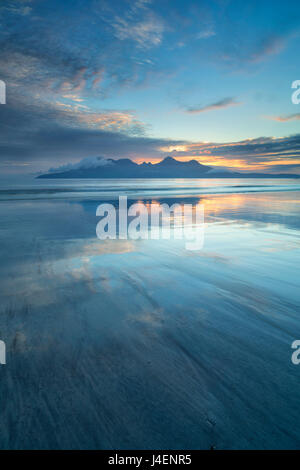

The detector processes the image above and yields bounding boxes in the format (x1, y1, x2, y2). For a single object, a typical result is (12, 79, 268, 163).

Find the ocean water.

(0, 178, 300, 449)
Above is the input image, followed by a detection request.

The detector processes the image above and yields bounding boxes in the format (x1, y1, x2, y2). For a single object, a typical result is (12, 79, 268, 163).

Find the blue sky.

(0, 0, 300, 173)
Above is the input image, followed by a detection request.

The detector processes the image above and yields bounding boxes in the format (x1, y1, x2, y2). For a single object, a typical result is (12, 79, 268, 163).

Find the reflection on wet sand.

(0, 182, 299, 449)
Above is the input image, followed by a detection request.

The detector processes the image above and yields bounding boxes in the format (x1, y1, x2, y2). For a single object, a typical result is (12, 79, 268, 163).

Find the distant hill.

(37, 156, 300, 179)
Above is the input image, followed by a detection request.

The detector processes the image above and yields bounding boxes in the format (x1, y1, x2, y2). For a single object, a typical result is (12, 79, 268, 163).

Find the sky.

(0, 0, 300, 174)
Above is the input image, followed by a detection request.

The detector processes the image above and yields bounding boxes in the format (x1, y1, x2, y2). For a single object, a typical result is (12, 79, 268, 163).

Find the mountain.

(37, 156, 300, 179)
(38, 156, 213, 178)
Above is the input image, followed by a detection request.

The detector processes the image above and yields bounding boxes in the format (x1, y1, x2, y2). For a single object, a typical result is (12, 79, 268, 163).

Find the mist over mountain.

(38, 157, 300, 179)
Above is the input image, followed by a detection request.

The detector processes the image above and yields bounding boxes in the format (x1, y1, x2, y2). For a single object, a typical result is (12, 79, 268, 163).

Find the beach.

(0, 178, 299, 449)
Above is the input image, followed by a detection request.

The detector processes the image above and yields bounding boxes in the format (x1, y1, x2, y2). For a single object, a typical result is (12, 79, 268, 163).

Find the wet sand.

(0, 180, 299, 449)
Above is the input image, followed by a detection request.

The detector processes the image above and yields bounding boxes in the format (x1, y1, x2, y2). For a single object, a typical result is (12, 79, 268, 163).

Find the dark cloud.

(0, 97, 186, 171)
(166, 135, 300, 173)
(1, 80, 300, 174)
(265, 163, 300, 173)
(171, 135, 300, 159)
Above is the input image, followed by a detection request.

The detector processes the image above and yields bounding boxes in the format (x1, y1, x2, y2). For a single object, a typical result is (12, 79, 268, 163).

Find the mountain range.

(37, 156, 300, 179)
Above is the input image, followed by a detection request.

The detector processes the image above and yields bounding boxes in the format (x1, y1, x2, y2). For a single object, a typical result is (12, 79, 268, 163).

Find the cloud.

(0, 0, 32, 17)
(0, 0, 167, 107)
(2, 98, 299, 174)
(77, 110, 147, 135)
(218, 30, 297, 68)
(196, 29, 216, 39)
(185, 98, 242, 114)
(95, 0, 166, 50)
(248, 35, 287, 63)
(264, 163, 300, 173)
(47, 156, 114, 174)
(0, 96, 187, 172)
(53, 101, 147, 135)
(112, 13, 165, 48)
(266, 113, 300, 122)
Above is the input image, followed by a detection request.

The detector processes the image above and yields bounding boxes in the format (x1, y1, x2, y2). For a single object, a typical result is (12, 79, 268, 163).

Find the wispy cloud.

(196, 28, 216, 39)
(219, 31, 295, 68)
(248, 35, 287, 63)
(266, 113, 300, 122)
(185, 97, 242, 114)
(112, 14, 164, 47)
(77, 109, 147, 135)
(110, 0, 165, 48)
(44, 99, 148, 135)
(0, 0, 32, 17)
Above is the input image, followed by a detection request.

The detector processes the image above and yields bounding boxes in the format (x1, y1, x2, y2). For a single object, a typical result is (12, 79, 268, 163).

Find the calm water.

(0, 178, 300, 449)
